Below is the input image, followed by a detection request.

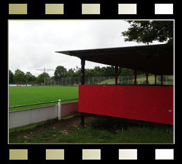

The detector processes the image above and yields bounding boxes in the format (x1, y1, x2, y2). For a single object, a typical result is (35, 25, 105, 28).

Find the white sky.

(8, 20, 160, 77)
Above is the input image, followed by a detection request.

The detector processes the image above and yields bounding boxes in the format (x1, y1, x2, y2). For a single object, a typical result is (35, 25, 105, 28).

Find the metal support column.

(161, 75, 163, 85)
(115, 65, 118, 85)
(81, 57, 85, 85)
(134, 70, 137, 85)
(155, 74, 157, 85)
(80, 113, 84, 128)
(80, 57, 85, 128)
(146, 72, 148, 85)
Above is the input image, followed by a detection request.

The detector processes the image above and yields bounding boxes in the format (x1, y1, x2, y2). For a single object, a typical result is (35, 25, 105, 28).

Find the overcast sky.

(9, 20, 157, 77)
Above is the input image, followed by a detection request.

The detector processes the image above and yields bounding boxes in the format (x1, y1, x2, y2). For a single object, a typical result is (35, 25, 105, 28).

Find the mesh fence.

(44, 75, 173, 86)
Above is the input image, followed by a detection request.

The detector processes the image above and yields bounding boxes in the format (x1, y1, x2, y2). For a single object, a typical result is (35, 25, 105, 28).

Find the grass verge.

(9, 116, 173, 144)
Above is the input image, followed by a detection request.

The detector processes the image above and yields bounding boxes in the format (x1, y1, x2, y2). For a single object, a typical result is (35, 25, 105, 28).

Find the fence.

(9, 76, 173, 86)
(9, 84, 32, 87)
(9, 98, 78, 130)
(44, 75, 173, 86)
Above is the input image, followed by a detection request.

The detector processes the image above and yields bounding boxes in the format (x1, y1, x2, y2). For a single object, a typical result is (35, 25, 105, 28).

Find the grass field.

(9, 86, 78, 111)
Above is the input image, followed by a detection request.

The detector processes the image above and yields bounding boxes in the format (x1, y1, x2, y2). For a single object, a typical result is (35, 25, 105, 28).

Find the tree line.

(9, 66, 143, 84)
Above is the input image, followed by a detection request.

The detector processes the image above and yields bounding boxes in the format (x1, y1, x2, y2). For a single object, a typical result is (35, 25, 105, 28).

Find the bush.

(89, 118, 127, 133)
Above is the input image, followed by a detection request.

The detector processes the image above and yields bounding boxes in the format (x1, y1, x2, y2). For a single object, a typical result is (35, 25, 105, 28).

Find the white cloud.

(8, 20, 144, 77)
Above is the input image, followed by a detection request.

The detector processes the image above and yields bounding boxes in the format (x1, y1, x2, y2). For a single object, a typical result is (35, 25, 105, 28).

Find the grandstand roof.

(56, 43, 173, 75)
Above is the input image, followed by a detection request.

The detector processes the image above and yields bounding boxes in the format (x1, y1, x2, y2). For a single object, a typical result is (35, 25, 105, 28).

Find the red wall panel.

(79, 85, 173, 125)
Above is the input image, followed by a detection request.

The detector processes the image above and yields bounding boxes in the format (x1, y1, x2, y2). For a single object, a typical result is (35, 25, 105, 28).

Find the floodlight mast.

(36, 68, 54, 85)
(36, 67, 54, 73)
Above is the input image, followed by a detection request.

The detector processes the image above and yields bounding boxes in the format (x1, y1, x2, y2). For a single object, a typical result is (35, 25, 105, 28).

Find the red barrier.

(79, 85, 173, 125)
(61, 102, 78, 117)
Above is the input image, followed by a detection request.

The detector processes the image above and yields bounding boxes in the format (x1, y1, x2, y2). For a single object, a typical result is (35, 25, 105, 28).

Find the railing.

(9, 98, 78, 109)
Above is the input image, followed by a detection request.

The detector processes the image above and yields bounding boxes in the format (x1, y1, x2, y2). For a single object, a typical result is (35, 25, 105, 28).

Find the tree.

(14, 69, 26, 84)
(93, 66, 101, 76)
(73, 69, 81, 77)
(105, 66, 115, 76)
(120, 68, 133, 76)
(100, 67, 106, 76)
(122, 21, 173, 44)
(37, 72, 50, 84)
(25, 72, 36, 84)
(9, 70, 14, 83)
(54, 66, 67, 81)
(67, 69, 76, 86)
(119, 68, 134, 83)
(67, 68, 75, 77)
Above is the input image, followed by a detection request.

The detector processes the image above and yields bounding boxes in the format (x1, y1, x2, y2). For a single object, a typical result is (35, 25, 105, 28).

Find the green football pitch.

(9, 86, 78, 111)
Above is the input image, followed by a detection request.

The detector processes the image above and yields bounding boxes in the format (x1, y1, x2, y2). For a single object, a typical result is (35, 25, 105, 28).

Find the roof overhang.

(56, 44, 173, 75)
